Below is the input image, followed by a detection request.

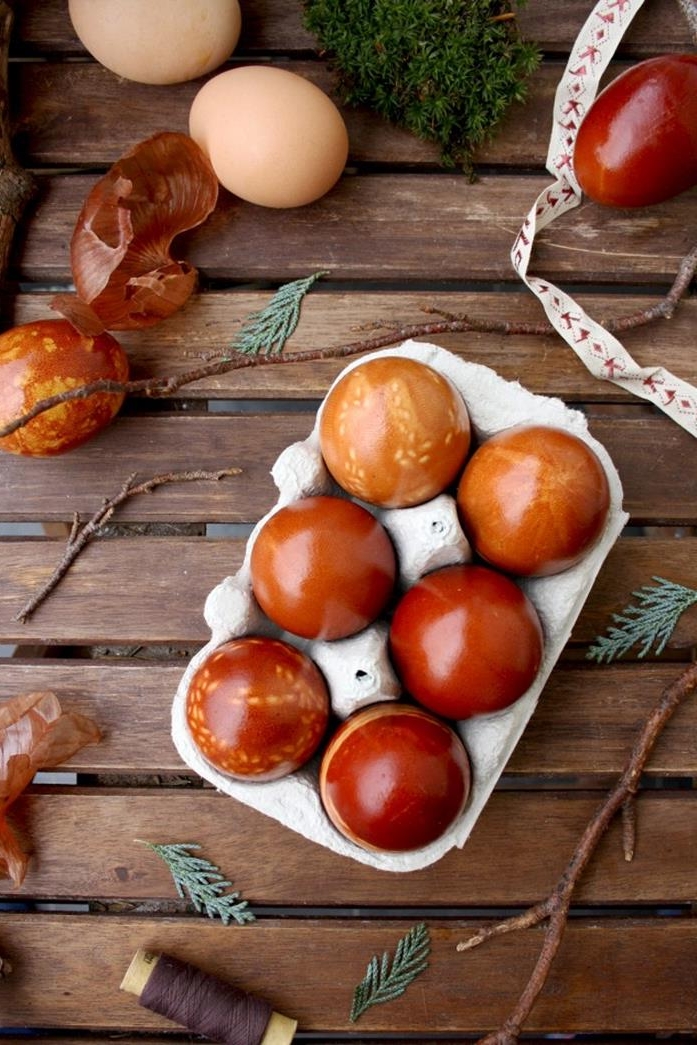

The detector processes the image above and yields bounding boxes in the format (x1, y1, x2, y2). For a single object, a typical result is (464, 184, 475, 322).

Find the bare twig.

(14, 468, 241, 623)
(456, 661, 697, 1045)
(3, 241, 697, 442)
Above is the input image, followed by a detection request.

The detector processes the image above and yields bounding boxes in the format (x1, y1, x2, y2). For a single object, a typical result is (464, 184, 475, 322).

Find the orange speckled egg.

(319, 355, 471, 508)
(0, 319, 129, 457)
(186, 636, 330, 781)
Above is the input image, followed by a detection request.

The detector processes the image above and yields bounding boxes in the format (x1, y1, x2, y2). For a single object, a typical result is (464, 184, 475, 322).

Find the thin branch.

(3, 241, 697, 442)
(456, 661, 697, 1045)
(14, 468, 241, 623)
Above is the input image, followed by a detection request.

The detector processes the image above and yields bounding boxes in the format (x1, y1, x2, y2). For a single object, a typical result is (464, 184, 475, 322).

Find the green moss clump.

(303, 0, 540, 170)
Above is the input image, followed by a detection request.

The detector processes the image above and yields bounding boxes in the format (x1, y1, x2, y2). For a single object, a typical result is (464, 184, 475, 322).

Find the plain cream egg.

(189, 66, 349, 208)
(68, 0, 242, 85)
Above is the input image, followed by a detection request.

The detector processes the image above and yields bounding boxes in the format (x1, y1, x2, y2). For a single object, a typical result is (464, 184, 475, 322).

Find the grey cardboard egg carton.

(171, 341, 628, 872)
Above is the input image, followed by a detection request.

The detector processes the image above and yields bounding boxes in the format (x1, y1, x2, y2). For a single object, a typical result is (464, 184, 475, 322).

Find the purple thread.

(140, 953, 273, 1045)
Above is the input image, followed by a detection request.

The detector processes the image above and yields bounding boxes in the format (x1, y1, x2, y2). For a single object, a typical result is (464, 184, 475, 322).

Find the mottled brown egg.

(186, 636, 330, 781)
(318, 355, 471, 508)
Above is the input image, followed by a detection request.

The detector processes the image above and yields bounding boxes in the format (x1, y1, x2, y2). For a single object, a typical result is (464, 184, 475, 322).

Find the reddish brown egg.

(319, 703, 471, 852)
(318, 355, 471, 508)
(0, 319, 129, 456)
(249, 495, 396, 640)
(186, 636, 329, 781)
(389, 564, 543, 720)
(456, 424, 610, 577)
(573, 54, 697, 208)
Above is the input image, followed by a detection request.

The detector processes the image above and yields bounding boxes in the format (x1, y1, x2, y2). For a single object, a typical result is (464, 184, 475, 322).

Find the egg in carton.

(171, 340, 628, 872)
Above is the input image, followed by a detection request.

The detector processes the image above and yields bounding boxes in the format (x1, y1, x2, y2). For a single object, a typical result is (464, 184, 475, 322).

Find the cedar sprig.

(350, 922, 430, 1022)
(140, 841, 255, 925)
(229, 270, 327, 356)
(587, 576, 697, 664)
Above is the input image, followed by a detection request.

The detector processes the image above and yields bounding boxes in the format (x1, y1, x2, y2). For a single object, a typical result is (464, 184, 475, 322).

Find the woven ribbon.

(512, 0, 697, 438)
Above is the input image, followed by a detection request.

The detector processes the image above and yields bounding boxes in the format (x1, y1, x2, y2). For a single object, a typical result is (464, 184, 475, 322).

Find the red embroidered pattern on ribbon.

(512, 0, 697, 437)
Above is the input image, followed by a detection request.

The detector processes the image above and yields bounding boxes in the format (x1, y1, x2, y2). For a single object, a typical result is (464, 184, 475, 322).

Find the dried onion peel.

(52, 132, 219, 333)
(0, 691, 101, 886)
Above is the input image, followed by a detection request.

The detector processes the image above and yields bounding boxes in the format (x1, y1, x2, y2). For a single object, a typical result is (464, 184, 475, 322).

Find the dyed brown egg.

(389, 564, 544, 720)
(318, 355, 471, 508)
(319, 703, 471, 852)
(249, 495, 396, 640)
(456, 425, 611, 577)
(0, 319, 128, 456)
(186, 636, 330, 781)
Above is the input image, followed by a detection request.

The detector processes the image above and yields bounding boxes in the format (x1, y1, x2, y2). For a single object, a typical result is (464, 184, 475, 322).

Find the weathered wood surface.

(1, 412, 695, 524)
(1, 535, 696, 647)
(4, 788, 697, 906)
(13, 172, 697, 287)
(3, 914, 697, 1034)
(9, 290, 697, 401)
(1, 659, 694, 778)
(13, 0, 696, 56)
(3, 0, 697, 1041)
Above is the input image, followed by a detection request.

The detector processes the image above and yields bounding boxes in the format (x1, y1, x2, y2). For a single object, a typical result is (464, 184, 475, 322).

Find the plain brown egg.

(69, 0, 242, 85)
(319, 703, 471, 853)
(318, 356, 471, 508)
(456, 424, 610, 577)
(189, 66, 349, 207)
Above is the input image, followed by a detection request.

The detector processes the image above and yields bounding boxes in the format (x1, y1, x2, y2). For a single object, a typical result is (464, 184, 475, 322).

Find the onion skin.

(456, 425, 610, 577)
(0, 319, 129, 456)
(186, 636, 329, 781)
(389, 564, 544, 720)
(319, 703, 471, 853)
(573, 54, 697, 207)
(51, 132, 219, 332)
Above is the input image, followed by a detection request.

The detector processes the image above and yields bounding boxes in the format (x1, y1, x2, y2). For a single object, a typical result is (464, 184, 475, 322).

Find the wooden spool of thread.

(120, 949, 297, 1045)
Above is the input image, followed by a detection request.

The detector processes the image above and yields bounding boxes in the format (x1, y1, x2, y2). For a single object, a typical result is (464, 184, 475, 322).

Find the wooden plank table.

(2, 1, 696, 1042)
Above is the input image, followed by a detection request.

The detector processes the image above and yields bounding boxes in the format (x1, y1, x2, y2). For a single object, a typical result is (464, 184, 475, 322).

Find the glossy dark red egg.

(389, 564, 544, 720)
(249, 494, 396, 640)
(319, 703, 471, 852)
(573, 54, 697, 207)
(186, 636, 329, 781)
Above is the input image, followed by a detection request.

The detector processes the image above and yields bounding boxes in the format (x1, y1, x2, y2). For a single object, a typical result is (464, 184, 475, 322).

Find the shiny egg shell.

(389, 564, 544, 720)
(319, 703, 471, 853)
(318, 355, 471, 508)
(189, 65, 349, 207)
(249, 494, 396, 640)
(186, 636, 330, 781)
(456, 424, 611, 576)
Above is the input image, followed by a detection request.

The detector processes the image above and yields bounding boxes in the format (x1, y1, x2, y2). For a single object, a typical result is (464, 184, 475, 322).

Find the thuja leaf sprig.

(229, 270, 328, 356)
(140, 841, 256, 925)
(350, 922, 431, 1022)
(587, 576, 697, 664)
